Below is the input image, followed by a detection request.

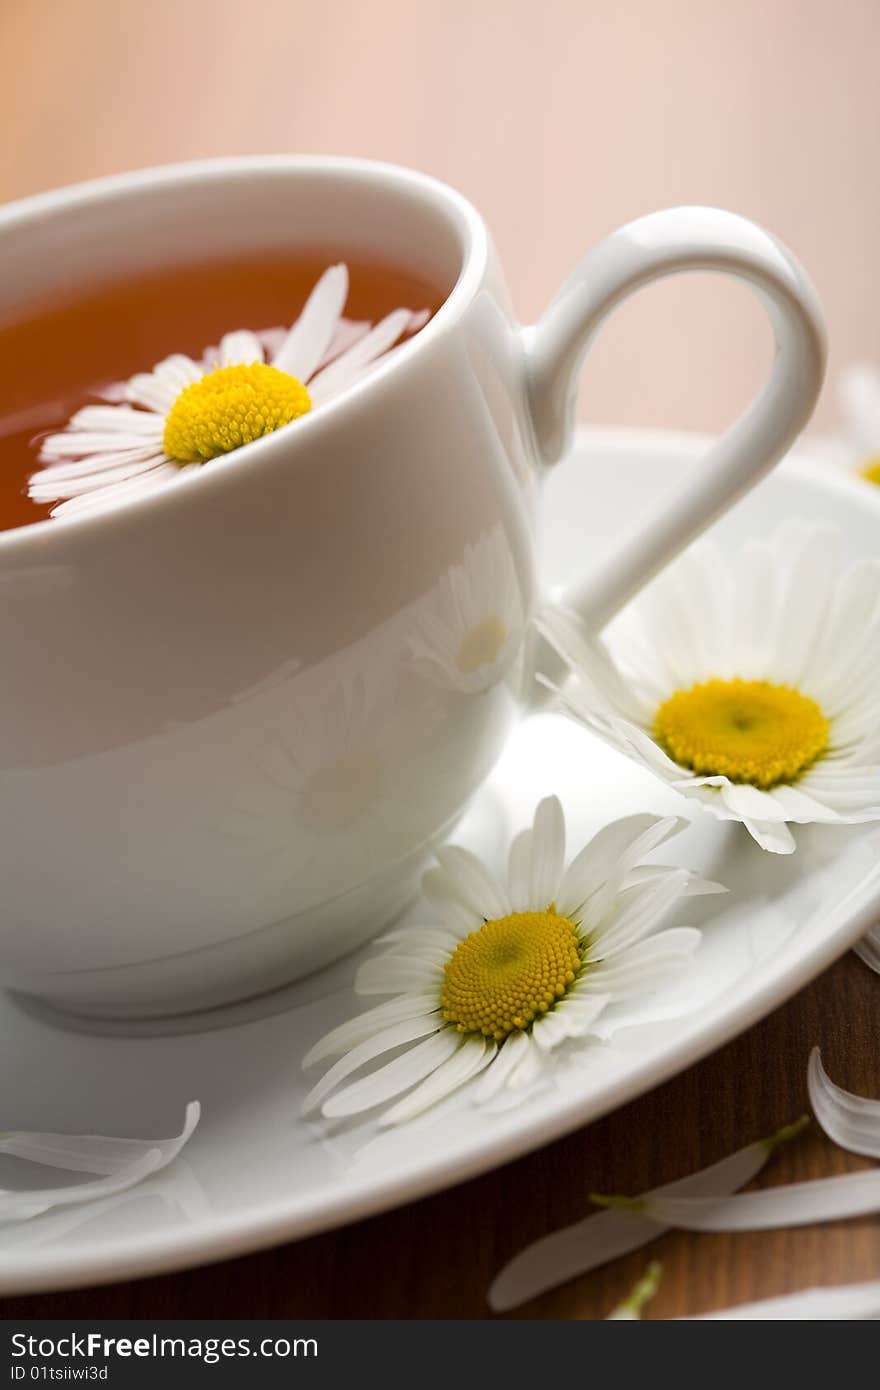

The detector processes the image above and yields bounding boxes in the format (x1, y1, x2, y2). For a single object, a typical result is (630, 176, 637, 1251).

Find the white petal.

(675, 543, 733, 676)
(60, 405, 165, 436)
(0, 1103, 199, 1225)
(257, 326, 288, 359)
(380, 1038, 495, 1125)
(376, 926, 459, 953)
(719, 782, 787, 822)
(301, 1013, 444, 1115)
(47, 464, 181, 519)
(473, 1030, 531, 1103)
(806, 559, 880, 706)
(302, 993, 441, 1066)
(488, 1120, 802, 1311)
(688, 1279, 880, 1320)
(506, 829, 533, 913)
(505, 1035, 545, 1091)
(619, 720, 687, 779)
(552, 993, 612, 1031)
(529, 1011, 570, 1052)
(740, 817, 797, 854)
(767, 784, 842, 823)
(732, 538, 777, 671)
(215, 330, 263, 367)
(37, 435, 163, 464)
(272, 264, 349, 381)
(772, 523, 839, 687)
(623, 864, 727, 898)
(643, 1169, 880, 1230)
(30, 451, 168, 498)
(420, 872, 482, 934)
(602, 816, 685, 886)
(316, 318, 371, 371)
(152, 354, 204, 389)
(630, 553, 709, 690)
(531, 994, 610, 1051)
(432, 845, 509, 922)
(355, 953, 444, 996)
(557, 814, 682, 920)
(799, 765, 880, 815)
(308, 308, 413, 402)
(0, 1102, 199, 1175)
(528, 796, 565, 909)
(590, 869, 691, 959)
(321, 1029, 462, 1118)
(808, 1047, 880, 1159)
(125, 373, 181, 413)
(538, 607, 651, 724)
(582, 927, 701, 995)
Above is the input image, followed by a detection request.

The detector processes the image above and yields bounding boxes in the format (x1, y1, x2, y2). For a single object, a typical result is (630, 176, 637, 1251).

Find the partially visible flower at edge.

(838, 363, 880, 486)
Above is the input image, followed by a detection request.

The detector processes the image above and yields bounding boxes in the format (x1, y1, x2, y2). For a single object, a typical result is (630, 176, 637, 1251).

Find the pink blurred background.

(2, 0, 877, 433)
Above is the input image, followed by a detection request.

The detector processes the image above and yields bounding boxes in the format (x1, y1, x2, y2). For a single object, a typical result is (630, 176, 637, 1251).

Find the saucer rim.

(4, 425, 878, 1296)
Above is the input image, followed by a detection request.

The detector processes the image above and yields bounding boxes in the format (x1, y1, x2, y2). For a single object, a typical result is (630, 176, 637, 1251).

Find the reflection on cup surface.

(0, 158, 824, 1020)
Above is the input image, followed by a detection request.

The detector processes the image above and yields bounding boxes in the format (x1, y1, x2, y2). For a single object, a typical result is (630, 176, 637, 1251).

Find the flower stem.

(607, 1261, 662, 1319)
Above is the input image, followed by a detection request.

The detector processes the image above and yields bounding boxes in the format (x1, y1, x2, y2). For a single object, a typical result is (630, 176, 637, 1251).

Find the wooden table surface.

(2, 0, 879, 1320)
(4, 950, 878, 1319)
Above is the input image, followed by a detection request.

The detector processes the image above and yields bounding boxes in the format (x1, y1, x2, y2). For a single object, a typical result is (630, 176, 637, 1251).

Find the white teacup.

(0, 157, 824, 1021)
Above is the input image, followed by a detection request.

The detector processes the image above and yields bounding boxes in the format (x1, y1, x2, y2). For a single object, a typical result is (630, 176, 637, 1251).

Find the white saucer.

(3, 427, 879, 1295)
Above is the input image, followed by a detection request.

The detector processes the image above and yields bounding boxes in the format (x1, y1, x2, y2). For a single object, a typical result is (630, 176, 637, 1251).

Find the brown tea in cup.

(0, 251, 442, 530)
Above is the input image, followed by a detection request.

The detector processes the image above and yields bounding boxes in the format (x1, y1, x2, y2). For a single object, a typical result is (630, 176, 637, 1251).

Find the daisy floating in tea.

(540, 520, 880, 854)
(29, 265, 428, 519)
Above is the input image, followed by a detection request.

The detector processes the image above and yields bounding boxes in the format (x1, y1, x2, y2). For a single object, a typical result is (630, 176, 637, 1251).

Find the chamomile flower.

(302, 797, 715, 1125)
(540, 520, 880, 855)
(30, 265, 427, 520)
(408, 524, 527, 694)
(839, 363, 880, 486)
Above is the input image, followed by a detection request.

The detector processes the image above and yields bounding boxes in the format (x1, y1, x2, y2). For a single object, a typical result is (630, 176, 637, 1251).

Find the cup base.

(3, 859, 426, 1035)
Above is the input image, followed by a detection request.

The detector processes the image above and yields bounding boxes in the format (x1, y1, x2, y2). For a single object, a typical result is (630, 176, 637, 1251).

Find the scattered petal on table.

(487, 1116, 806, 1311)
(808, 1047, 880, 1159)
(686, 1279, 880, 1320)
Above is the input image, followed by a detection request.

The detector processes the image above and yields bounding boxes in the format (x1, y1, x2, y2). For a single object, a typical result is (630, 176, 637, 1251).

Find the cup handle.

(523, 206, 826, 650)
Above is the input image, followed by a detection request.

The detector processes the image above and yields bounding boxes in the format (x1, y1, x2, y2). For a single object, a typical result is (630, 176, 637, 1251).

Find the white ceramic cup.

(0, 157, 825, 1021)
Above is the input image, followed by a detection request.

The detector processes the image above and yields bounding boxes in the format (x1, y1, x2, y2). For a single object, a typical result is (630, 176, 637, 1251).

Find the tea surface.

(0, 252, 443, 531)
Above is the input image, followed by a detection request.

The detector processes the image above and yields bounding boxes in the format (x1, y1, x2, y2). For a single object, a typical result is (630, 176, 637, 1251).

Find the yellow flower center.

(441, 907, 583, 1040)
(457, 617, 508, 675)
(653, 678, 829, 789)
(861, 455, 880, 486)
(162, 363, 311, 464)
